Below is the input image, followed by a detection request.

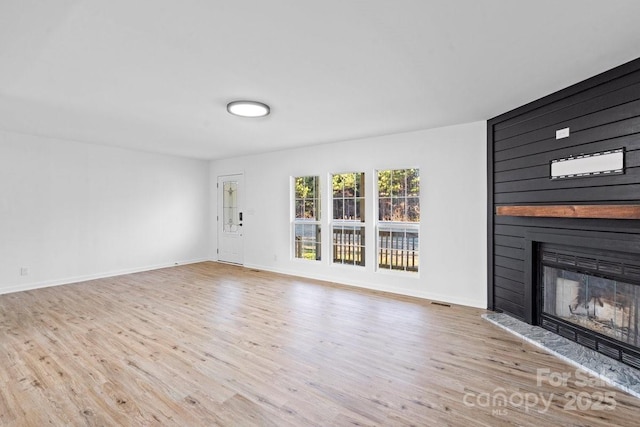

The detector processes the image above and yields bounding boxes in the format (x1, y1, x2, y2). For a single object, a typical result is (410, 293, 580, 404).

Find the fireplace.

(537, 242, 640, 369)
(488, 56, 640, 373)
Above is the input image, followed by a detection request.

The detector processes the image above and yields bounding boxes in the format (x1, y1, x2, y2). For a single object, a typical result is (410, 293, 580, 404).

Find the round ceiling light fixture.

(226, 100, 270, 118)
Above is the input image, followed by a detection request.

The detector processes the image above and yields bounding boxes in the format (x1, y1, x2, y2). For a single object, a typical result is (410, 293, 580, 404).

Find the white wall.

(0, 121, 486, 307)
(210, 121, 487, 308)
(0, 130, 210, 294)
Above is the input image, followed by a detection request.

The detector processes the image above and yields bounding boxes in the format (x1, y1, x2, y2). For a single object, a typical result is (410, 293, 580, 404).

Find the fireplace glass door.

(542, 266, 640, 347)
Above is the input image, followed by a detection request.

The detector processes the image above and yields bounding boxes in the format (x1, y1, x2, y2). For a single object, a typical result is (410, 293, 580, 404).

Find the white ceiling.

(1, 1, 639, 160)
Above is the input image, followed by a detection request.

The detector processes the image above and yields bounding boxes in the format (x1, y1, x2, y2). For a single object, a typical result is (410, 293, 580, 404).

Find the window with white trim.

(293, 176, 321, 260)
(331, 172, 365, 266)
(377, 169, 420, 272)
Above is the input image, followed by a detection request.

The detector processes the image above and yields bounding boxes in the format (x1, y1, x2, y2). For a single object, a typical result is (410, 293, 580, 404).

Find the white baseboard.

(0, 258, 210, 296)
(1, 258, 486, 310)
(243, 262, 486, 309)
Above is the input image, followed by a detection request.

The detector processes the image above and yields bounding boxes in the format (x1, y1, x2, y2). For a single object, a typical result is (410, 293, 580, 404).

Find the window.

(331, 172, 365, 266)
(377, 169, 419, 272)
(293, 176, 321, 260)
(222, 181, 239, 233)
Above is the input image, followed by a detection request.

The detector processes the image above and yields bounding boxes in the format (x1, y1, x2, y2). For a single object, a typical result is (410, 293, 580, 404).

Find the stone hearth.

(483, 312, 640, 399)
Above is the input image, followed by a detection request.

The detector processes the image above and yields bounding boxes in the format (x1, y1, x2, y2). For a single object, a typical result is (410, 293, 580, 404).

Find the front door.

(217, 174, 244, 264)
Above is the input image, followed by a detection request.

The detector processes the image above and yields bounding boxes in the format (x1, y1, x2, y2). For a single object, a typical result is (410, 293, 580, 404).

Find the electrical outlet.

(273, 254, 278, 262)
(20, 267, 28, 276)
(555, 127, 570, 139)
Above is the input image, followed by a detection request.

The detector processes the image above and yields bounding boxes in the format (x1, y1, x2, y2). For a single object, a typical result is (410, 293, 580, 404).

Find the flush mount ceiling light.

(226, 100, 270, 118)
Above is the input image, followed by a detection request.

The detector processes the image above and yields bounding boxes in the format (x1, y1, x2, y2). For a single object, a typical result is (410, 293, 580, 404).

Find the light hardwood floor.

(0, 262, 639, 426)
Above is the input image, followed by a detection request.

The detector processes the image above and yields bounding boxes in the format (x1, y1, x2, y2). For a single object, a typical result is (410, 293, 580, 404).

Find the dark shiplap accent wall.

(487, 57, 640, 322)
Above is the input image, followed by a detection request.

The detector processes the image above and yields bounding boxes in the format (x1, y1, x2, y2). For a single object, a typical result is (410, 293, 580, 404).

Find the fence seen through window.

(377, 169, 420, 272)
(332, 172, 365, 266)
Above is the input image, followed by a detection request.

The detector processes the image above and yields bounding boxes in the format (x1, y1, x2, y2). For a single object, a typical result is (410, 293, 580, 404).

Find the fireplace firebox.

(538, 243, 640, 369)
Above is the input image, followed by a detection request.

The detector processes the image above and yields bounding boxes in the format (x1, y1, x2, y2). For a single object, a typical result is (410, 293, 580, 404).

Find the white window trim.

(291, 176, 322, 262)
(375, 168, 420, 274)
(330, 172, 366, 267)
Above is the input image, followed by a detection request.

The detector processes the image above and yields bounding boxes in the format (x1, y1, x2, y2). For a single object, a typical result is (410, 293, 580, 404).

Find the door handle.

(239, 212, 243, 221)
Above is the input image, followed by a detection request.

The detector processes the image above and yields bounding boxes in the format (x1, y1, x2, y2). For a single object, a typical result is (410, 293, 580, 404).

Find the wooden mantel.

(496, 205, 640, 220)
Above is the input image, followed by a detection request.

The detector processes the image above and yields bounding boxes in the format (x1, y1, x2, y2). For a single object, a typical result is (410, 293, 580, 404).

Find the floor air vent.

(431, 301, 451, 307)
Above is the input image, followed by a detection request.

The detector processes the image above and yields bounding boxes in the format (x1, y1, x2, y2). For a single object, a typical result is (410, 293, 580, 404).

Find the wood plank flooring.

(0, 262, 639, 426)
